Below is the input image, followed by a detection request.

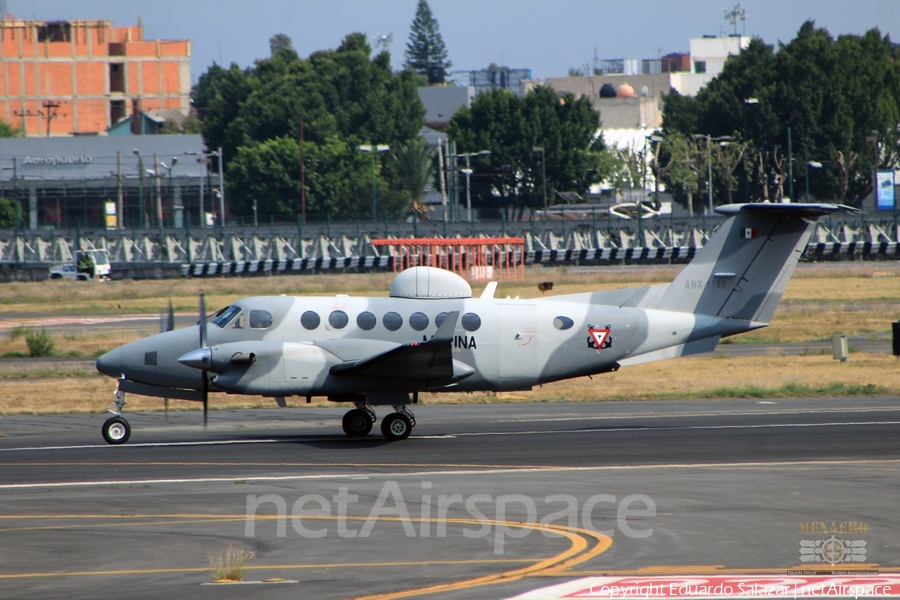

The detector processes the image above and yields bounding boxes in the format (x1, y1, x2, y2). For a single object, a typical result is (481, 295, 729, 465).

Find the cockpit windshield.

(212, 305, 242, 328)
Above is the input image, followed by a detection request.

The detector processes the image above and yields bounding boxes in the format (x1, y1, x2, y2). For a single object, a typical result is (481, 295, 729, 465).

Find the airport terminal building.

(0, 135, 215, 230)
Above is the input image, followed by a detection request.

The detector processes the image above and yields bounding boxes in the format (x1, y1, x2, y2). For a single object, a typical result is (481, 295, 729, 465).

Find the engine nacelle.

(210, 341, 332, 395)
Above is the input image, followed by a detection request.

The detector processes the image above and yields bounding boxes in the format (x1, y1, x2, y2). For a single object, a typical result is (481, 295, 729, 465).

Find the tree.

(196, 32, 425, 221)
(448, 86, 610, 219)
(269, 33, 295, 57)
(0, 196, 22, 228)
(0, 119, 24, 138)
(404, 0, 451, 76)
(662, 22, 900, 207)
(392, 138, 434, 212)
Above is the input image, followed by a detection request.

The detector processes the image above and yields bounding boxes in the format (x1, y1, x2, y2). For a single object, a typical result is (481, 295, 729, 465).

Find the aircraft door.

(497, 304, 536, 388)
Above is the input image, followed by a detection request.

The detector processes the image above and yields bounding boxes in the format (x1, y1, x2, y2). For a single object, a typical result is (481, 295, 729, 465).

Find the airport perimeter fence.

(1, 212, 899, 282)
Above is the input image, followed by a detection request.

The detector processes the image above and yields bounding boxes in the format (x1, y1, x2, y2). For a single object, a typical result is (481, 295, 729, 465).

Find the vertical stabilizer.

(658, 204, 856, 323)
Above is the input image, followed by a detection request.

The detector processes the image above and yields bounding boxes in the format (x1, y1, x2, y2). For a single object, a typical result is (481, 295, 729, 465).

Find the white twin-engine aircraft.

(96, 203, 854, 444)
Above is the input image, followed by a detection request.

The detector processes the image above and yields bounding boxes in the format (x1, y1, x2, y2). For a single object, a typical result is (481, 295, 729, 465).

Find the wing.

(329, 311, 471, 382)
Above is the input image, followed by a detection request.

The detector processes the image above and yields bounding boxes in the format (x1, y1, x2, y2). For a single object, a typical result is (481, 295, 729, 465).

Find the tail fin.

(658, 203, 856, 322)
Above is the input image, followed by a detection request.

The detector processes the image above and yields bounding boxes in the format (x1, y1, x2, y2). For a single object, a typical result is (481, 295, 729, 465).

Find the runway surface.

(1, 398, 899, 599)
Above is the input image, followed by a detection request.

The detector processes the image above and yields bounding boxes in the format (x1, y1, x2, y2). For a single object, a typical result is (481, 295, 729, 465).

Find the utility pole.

(14, 107, 43, 136)
(787, 126, 794, 202)
(116, 150, 124, 228)
(42, 101, 61, 137)
(217, 147, 225, 227)
(299, 119, 306, 224)
(154, 153, 162, 228)
(437, 141, 447, 223)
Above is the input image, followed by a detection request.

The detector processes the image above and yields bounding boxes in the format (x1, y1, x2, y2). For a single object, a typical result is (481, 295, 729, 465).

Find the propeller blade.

(199, 291, 207, 348)
(166, 299, 175, 332)
(202, 375, 208, 429)
(198, 290, 208, 428)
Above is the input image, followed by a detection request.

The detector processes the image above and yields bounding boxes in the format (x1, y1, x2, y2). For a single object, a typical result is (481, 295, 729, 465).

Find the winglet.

(432, 311, 459, 343)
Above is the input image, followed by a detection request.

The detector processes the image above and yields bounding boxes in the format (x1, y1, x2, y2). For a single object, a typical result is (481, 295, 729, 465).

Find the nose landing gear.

(102, 381, 131, 445)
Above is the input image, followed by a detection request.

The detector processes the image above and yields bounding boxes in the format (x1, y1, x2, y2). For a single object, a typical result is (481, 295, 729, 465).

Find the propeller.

(199, 291, 208, 428)
(159, 299, 175, 333)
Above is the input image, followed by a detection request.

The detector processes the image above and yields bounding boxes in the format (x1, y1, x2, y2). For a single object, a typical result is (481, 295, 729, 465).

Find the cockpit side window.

(249, 310, 274, 330)
(212, 305, 241, 328)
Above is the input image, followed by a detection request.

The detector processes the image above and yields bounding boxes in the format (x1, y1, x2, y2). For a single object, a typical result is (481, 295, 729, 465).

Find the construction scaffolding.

(371, 237, 526, 281)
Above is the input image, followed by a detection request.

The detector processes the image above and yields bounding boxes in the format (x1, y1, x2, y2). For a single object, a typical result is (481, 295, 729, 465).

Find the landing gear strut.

(102, 381, 131, 445)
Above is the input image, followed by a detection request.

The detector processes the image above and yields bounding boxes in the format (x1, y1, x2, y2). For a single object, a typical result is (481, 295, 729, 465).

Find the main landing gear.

(102, 383, 132, 445)
(341, 403, 416, 441)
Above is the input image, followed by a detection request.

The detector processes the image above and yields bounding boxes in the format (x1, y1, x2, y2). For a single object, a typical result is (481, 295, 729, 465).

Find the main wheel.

(381, 413, 412, 441)
(342, 409, 373, 437)
(102, 416, 131, 445)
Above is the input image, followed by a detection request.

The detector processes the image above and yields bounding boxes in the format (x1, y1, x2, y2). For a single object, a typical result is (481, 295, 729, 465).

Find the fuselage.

(96, 291, 751, 399)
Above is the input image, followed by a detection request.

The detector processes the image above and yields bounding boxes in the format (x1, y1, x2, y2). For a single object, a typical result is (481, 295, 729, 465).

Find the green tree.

(448, 86, 609, 219)
(0, 196, 23, 228)
(404, 0, 452, 76)
(196, 32, 425, 221)
(269, 33, 295, 56)
(392, 137, 435, 207)
(0, 119, 24, 138)
(662, 22, 900, 207)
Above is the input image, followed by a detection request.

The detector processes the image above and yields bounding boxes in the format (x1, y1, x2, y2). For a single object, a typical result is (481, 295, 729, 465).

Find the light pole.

(187, 150, 225, 227)
(357, 144, 390, 222)
(133, 149, 144, 229)
(532, 146, 547, 217)
(456, 150, 491, 222)
(162, 157, 179, 227)
(647, 135, 664, 209)
(693, 134, 732, 213)
(742, 98, 759, 202)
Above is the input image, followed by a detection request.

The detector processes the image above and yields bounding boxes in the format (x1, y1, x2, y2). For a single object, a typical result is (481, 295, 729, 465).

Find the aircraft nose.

(96, 348, 122, 377)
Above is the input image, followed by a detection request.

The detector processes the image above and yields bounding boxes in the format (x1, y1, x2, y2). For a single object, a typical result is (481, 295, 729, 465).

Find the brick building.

(0, 16, 190, 136)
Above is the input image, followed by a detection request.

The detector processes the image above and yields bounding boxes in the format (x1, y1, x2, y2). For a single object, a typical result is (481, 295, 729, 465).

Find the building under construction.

(0, 13, 191, 136)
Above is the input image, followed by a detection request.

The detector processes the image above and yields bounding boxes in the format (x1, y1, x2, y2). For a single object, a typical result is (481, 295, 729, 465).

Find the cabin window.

(357, 311, 376, 331)
(212, 305, 241, 328)
(461, 312, 481, 332)
(553, 316, 574, 330)
(301, 310, 321, 330)
(409, 312, 429, 331)
(435, 312, 448, 327)
(329, 310, 349, 329)
(249, 310, 273, 329)
(383, 311, 403, 331)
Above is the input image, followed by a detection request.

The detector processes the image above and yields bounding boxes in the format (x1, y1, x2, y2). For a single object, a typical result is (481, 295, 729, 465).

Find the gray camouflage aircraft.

(96, 202, 853, 444)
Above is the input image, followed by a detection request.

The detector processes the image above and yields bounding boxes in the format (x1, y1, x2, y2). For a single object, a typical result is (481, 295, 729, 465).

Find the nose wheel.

(102, 416, 131, 445)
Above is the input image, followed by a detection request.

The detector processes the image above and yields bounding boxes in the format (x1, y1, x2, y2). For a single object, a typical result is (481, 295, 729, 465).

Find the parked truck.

(49, 249, 111, 281)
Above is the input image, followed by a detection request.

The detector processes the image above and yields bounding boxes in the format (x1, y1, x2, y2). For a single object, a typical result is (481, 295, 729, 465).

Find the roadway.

(1, 398, 899, 599)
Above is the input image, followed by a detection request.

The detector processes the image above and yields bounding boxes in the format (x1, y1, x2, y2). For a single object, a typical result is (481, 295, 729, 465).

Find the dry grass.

(208, 542, 254, 583)
(0, 263, 898, 415)
(1, 352, 897, 415)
